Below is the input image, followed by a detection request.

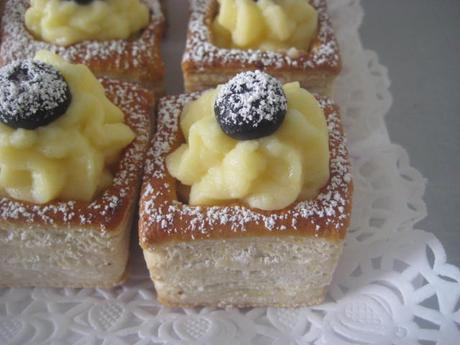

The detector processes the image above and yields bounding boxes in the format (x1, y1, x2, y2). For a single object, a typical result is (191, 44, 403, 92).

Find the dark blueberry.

(0, 60, 72, 130)
(214, 70, 287, 140)
(63, 0, 95, 4)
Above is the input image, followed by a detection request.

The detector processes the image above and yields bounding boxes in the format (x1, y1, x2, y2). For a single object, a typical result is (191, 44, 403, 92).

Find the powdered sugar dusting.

(0, 78, 153, 231)
(0, 60, 70, 128)
(215, 70, 287, 128)
(183, 0, 340, 71)
(139, 92, 352, 245)
(0, 0, 164, 84)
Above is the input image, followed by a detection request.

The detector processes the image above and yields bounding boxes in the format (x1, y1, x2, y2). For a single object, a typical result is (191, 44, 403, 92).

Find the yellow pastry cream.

(25, 0, 150, 46)
(212, 0, 318, 52)
(0, 50, 135, 204)
(167, 71, 329, 211)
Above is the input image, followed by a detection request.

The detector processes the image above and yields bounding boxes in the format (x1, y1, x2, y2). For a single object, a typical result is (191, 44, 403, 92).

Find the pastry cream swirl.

(167, 82, 329, 211)
(212, 0, 318, 52)
(0, 51, 135, 204)
(25, 0, 150, 46)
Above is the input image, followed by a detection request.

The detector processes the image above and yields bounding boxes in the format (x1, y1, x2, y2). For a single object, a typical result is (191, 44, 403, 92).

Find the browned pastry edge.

(0, 0, 165, 90)
(183, 68, 335, 95)
(139, 91, 353, 248)
(0, 78, 154, 232)
(182, 0, 342, 90)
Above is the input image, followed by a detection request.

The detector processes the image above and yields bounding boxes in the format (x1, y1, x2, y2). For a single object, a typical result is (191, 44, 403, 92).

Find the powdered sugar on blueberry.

(214, 70, 287, 140)
(0, 60, 71, 129)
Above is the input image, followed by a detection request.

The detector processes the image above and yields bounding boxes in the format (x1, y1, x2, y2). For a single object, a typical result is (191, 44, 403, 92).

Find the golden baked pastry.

(0, 51, 137, 204)
(0, 0, 165, 95)
(139, 76, 352, 307)
(182, 0, 341, 95)
(0, 62, 154, 288)
(25, 0, 150, 46)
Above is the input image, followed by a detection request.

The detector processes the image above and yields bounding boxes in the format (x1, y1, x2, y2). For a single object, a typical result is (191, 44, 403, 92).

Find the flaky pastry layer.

(142, 235, 343, 308)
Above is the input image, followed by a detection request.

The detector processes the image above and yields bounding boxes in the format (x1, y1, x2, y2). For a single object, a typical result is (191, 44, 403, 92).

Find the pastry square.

(139, 92, 352, 308)
(0, 0, 165, 95)
(0, 78, 154, 288)
(182, 0, 341, 95)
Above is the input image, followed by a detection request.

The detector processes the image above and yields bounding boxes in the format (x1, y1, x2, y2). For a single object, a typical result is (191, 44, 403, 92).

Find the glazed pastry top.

(166, 72, 329, 211)
(212, 0, 318, 52)
(0, 51, 135, 204)
(25, 0, 150, 46)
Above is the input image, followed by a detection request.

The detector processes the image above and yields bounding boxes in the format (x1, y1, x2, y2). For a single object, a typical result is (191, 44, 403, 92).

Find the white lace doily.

(1, 1, 459, 344)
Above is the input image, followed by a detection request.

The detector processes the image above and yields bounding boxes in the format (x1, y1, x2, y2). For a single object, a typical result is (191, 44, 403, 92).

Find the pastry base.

(143, 236, 343, 308)
(0, 210, 133, 288)
(139, 90, 352, 308)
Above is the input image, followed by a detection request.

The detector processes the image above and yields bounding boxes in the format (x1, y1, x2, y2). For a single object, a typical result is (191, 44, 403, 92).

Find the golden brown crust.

(183, 68, 335, 95)
(0, 0, 165, 90)
(139, 92, 353, 247)
(0, 78, 154, 232)
(182, 0, 341, 92)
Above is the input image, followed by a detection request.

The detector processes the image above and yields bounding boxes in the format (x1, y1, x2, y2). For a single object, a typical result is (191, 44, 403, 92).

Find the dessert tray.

(1, 0, 459, 344)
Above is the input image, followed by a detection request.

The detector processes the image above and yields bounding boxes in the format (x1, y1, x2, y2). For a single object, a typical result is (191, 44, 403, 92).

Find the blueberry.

(0, 60, 72, 130)
(214, 71, 287, 140)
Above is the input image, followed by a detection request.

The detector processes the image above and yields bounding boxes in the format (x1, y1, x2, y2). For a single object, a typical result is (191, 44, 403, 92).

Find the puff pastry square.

(0, 79, 154, 288)
(0, 0, 165, 95)
(182, 0, 341, 95)
(139, 92, 352, 308)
